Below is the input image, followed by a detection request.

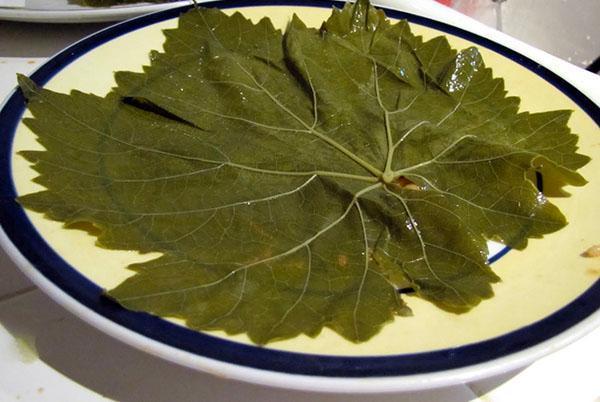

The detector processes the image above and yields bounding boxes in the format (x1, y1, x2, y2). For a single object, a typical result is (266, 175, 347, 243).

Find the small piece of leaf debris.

(582, 245, 600, 258)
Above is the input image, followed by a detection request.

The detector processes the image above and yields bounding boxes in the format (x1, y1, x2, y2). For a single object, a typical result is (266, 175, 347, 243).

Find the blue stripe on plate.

(1, 0, 598, 377)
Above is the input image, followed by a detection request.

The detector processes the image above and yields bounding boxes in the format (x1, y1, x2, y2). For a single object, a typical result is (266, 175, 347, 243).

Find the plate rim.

(0, 0, 599, 392)
(0, 0, 192, 23)
(2, 233, 599, 393)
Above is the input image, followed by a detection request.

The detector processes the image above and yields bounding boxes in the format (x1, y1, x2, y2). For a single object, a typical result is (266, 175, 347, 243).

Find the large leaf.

(17, 0, 588, 344)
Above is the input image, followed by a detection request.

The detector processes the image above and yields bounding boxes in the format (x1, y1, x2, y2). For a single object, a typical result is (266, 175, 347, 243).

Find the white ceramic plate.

(0, 0, 599, 393)
(0, 0, 191, 23)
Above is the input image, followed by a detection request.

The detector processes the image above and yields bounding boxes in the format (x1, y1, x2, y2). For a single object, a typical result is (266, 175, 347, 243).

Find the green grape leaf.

(17, 0, 589, 344)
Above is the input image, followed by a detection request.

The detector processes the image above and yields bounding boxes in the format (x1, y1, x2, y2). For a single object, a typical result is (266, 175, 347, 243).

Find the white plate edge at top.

(0, 0, 192, 23)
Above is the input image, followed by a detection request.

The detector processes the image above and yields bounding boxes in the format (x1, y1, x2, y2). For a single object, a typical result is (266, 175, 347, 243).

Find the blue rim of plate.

(0, 0, 599, 378)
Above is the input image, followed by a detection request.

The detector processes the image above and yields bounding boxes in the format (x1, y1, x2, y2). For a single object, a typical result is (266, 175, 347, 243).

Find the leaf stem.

(392, 135, 477, 176)
(223, 161, 379, 183)
(372, 61, 397, 183)
(307, 129, 383, 177)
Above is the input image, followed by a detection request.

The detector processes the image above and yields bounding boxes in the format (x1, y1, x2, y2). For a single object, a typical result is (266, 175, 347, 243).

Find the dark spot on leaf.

(337, 254, 348, 267)
(122, 97, 197, 128)
(391, 176, 420, 191)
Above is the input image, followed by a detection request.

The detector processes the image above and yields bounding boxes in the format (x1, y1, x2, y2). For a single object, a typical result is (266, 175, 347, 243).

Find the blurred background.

(0, 0, 598, 72)
(435, 0, 599, 72)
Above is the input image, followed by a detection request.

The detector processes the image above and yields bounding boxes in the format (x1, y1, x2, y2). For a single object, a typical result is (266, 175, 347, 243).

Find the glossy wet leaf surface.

(17, 0, 588, 344)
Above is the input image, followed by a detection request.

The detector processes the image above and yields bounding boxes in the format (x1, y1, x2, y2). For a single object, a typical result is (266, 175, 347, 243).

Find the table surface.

(1, 1, 599, 401)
